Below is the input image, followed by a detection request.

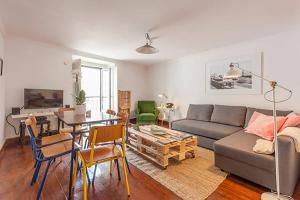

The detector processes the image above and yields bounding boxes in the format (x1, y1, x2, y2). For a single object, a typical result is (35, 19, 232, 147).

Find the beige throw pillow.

(253, 139, 274, 154)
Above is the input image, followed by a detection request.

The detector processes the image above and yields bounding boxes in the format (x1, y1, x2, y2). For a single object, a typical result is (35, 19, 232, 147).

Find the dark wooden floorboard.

(0, 140, 180, 200)
(0, 138, 300, 200)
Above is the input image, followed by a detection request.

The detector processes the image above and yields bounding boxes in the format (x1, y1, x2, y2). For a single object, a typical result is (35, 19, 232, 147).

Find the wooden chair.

(116, 112, 131, 173)
(80, 109, 116, 150)
(83, 108, 117, 146)
(25, 115, 79, 200)
(81, 109, 120, 173)
(89, 111, 131, 182)
(58, 107, 89, 134)
(106, 109, 116, 116)
(73, 124, 131, 200)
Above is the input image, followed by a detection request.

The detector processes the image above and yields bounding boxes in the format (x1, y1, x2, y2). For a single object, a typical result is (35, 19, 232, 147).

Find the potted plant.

(74, 89, 86, 115)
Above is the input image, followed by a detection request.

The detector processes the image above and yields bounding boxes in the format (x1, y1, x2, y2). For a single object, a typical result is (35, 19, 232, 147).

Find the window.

(81, 65, 114, 112)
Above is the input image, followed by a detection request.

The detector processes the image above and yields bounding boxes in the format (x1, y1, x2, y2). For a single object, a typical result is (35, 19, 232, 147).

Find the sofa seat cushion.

(186, 104, 214, 122)
(171, 119, 242, 140)
(137, 113, 156, 121)
(214, 130, 275, 172)
(211, 105, 247, 127)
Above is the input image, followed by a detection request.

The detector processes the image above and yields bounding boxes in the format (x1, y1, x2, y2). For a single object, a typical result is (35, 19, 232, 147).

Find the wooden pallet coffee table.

(127, 125, 197, 169)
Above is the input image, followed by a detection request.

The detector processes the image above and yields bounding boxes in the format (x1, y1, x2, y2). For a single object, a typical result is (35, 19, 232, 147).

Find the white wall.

(147, 27, 300, 120)
(4, 36, 149, 138)
(116, 60, 150, 110)
(0, 26, 5, 149)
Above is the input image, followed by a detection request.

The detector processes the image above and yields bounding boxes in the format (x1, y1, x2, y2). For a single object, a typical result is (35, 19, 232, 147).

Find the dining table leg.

(57, 118, 61, 132)
(68, 125, 76, 199)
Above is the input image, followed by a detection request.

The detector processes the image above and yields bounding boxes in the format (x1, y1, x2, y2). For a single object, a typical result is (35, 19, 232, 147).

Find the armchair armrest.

(135, 107, 140, 115)
(278, 135, 300, 195)
(154, 108, 159, 116)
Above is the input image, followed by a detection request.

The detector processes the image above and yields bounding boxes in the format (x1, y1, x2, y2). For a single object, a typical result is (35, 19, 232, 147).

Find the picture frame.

(0, 58, 3, 76)
(205, 53, 262, 95)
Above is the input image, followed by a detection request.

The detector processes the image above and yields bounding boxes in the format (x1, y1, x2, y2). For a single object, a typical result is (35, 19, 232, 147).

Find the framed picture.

(205, 53, 262, 95)
(0, 58, 3, 76)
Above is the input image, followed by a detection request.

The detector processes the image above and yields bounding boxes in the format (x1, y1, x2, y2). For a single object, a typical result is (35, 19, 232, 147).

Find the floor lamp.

(228, 63, 293, 200)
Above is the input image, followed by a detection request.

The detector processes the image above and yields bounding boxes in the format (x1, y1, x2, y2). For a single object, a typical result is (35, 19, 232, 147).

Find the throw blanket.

(253, 127, 300, 154)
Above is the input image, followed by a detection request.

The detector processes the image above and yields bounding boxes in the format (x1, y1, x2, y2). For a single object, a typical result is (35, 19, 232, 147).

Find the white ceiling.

(1, 0, 300, 65)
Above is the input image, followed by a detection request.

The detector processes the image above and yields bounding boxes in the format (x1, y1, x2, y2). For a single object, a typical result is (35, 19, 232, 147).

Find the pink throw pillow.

(247, 111, 261, 126)
(280, 112, 300, 131)
(246, 113, 287, 140)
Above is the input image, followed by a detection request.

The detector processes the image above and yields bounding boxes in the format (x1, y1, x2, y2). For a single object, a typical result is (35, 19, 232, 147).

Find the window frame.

(81, 65, 113, 112)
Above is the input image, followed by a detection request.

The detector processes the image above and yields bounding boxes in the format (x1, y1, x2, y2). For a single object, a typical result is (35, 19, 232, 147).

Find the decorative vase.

(75, 104, 86, 115)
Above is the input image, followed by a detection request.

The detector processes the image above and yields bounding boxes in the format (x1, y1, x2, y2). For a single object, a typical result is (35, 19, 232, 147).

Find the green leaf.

(75, 90, 86, 105)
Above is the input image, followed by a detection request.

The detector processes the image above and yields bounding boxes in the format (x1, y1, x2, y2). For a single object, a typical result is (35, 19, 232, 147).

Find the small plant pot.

(75, 104, 86, 115)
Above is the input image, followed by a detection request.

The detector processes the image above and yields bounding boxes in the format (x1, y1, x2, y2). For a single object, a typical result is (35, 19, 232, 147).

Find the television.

(24, 89, 63, 109)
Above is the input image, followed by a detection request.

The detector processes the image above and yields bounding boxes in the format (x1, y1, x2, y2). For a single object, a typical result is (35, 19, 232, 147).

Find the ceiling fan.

(136, 32, 159, 54)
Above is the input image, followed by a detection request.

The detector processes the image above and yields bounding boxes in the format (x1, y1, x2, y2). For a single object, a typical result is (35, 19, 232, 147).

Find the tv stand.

(11, 112, 54, 144)
(11, 111, 54, 119)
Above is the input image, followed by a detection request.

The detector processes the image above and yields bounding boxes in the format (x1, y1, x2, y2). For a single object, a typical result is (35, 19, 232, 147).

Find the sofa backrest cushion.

(138, 101, 156, 113)
(244, 107, 292, 128)
(211, 105, 247, 127)
(186, 104, 214, 122)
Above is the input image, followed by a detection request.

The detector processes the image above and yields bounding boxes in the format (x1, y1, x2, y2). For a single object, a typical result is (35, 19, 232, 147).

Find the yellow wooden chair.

(116, 112, 131, 173)
(88, 111, 131, 182)
(81, 109, 117, 149)
(73, 124, 130, 200)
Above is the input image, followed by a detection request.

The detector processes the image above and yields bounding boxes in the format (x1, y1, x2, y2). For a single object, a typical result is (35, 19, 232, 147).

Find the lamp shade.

(136, 32, 159, 54)
(225, 63, 240, 79)
(158, 93, 168, 99)
(136, 43, 159, 54)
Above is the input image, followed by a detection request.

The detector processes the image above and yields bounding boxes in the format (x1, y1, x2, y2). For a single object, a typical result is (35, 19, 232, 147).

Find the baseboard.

(0, 139, 5, 151)
(0, 137, 22, 160)
(3, 136, 29, 146)
(0, 139, 6, 160)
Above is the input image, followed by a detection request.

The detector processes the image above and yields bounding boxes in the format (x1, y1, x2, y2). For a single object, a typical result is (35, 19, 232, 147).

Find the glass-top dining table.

(55, 111, 120, 199)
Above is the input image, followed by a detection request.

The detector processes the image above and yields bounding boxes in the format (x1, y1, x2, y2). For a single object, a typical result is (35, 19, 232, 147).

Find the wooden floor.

(1, 138, 300, 200)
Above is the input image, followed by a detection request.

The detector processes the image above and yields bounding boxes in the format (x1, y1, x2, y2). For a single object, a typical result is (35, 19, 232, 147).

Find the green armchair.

(136, 101, 159, 124)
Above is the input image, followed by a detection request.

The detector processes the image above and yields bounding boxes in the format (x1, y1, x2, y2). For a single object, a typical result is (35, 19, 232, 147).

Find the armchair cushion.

(137, 113, 156, 121)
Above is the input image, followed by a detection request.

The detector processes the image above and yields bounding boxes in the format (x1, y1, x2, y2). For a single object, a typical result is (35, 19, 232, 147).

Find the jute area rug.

(126, 147, 228, 200)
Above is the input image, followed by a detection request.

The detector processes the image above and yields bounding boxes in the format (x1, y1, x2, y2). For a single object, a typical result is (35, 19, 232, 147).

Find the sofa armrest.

(278, 135, 300, 195)
(170, 118, 186, 129)
(154, 108, 159, 116)
(135, 107, 140, 115)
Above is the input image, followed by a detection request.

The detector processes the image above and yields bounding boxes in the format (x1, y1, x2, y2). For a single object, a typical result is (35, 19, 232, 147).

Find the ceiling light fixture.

(136, 33, 159, 54)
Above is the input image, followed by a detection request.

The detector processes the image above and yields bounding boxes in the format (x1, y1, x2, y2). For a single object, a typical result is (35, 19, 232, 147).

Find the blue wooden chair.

(25, 116, 79, 200)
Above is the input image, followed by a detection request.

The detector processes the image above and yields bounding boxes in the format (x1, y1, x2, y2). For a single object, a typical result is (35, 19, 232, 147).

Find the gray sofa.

(171, 104, 300, 196)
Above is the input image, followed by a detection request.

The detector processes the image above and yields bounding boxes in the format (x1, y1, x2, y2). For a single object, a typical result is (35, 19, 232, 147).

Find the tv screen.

(24, 89, 63, 109)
